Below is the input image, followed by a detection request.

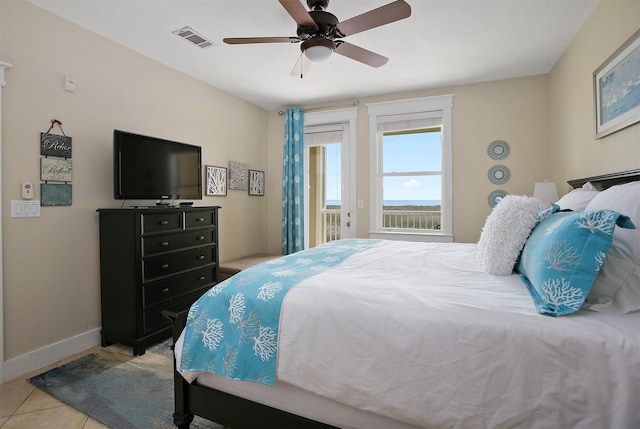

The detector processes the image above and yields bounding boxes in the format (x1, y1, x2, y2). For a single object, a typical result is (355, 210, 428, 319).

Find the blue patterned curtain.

(282, 108, 304, 254)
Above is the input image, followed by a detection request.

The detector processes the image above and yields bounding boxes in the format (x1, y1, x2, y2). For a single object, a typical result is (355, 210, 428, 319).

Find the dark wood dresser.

(97, 206, 220, 355)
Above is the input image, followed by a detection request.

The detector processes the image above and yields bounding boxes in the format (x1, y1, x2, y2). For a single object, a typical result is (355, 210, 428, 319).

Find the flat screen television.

(113, 130, 202, 201)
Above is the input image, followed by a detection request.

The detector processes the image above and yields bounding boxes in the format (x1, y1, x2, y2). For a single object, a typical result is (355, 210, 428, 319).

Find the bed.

(165, 169, 640, 429)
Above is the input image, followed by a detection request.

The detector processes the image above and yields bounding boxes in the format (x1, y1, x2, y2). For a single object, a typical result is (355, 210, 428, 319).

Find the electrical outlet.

(65, 76, 76, 92)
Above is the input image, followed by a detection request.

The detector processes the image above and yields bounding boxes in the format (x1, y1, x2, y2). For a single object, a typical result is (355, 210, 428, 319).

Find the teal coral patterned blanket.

(179, 239, 379, 386)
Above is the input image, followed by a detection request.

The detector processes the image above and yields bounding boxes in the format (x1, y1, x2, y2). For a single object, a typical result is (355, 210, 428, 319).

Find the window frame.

(367, 95, 454, 242)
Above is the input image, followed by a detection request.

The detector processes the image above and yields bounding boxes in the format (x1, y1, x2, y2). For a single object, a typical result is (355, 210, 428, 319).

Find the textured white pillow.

(583, 181, 640, 313)
(555, 182, 600, 211)
(477, 195, 545, 276)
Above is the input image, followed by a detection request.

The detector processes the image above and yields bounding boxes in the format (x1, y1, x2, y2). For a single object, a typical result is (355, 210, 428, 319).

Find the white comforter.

(272, 240, 640, 428)
(177, 240, 640, 428)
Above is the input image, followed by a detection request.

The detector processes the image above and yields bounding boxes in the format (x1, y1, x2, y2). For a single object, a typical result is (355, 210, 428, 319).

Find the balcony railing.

(321, 207, 441, 243)
(322, 208, 342, 242)
(382, 209, 441, 230)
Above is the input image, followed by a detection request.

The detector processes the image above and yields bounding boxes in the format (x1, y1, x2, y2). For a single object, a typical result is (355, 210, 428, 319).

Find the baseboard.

(2, 328, 101, 382)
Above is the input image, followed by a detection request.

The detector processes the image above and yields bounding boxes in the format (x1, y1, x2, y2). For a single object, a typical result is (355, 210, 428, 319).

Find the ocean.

(326, 200, 441, 206)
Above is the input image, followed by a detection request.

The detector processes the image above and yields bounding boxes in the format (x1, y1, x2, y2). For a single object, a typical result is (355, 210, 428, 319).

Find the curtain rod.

(278, 100, 360, 115)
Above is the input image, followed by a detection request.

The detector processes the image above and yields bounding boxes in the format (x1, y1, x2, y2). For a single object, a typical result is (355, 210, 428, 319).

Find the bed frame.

(164, 310, 338, 429)
(163, 168, 640, 429)
(567, 168, 640, 190)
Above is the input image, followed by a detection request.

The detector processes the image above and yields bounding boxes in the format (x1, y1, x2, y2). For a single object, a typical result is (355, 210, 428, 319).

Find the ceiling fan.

(223, 0, 411, 76)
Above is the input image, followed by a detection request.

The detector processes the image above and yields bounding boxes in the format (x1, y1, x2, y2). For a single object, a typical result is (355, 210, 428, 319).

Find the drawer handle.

(197, 255, 205, 260)
(161, 264, 169, 270)
(161, 288, 170, 294)
(197, 236, 205, 241)
(198, 276, 206, 281)
(159, 220, 169, 226)
(196, 217, 205, 222)
(160, 241, 169, 247)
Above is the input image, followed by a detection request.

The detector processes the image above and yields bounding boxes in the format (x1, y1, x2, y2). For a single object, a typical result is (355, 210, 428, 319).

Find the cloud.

(403, 179, 421, 188)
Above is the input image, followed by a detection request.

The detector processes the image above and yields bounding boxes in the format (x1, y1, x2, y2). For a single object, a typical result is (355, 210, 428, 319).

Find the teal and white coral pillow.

(517, 205, 635, 316)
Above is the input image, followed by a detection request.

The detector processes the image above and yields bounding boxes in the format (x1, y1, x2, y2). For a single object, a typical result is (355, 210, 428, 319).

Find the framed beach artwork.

(248, 169, 265, 196)
(206, 165, 227, 196)
(594, 28, 640, 139)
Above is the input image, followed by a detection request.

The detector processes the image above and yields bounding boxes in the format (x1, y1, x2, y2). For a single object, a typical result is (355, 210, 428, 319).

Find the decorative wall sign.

(228, 161, 249, 191)
(594, 28, 640, 139)
(40, 133, 72, 158)
(206, 165, 227, 196)
(249, 170, 265, 196)
(41, 183, 72, 206)
(488, 165, 511, 185)
(487, 140, 510, 160)
(41, 158, 72, 182)
(488, 190, 507, 208)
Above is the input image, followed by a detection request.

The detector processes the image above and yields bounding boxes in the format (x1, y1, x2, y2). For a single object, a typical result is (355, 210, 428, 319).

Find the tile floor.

(0, 346, 109, 429)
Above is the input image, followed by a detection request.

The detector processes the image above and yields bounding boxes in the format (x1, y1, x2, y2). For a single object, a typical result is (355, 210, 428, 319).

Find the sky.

(325, 131, 442, 202)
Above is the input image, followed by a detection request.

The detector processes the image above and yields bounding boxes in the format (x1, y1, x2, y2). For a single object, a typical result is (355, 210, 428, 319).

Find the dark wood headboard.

(568, 169, 640, 191)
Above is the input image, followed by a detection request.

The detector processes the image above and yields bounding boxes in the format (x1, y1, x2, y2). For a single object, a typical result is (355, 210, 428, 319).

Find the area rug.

(28, 339, 224, 429)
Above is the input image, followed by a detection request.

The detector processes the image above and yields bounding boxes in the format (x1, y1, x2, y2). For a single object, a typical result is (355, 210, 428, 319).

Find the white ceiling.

(30, 0, 598, 110)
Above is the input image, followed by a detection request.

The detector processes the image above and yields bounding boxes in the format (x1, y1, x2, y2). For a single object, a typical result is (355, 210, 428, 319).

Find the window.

(367, 95, 453, 242)
(381, 127, 442, 230)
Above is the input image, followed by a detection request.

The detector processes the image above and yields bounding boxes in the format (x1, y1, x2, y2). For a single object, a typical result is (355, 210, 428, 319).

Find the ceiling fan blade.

(291, 54, 312, 77)
(278, 0, 318, 29)
(335, 42, 388, 68)
(223, 37, 300, 44)
(336, 0, 411, 37)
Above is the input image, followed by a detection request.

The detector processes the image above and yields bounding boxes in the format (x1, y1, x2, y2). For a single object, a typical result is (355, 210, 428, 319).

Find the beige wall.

(1, 1, 268, 361)
(3, 0, 639, 376)
(548, 0, 640, 192)
(266, 75, 550, 247)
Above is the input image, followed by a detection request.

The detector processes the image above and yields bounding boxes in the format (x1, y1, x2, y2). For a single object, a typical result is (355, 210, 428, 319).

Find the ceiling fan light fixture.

(302, 37, 335, 62)
(305, 45, 333, 62)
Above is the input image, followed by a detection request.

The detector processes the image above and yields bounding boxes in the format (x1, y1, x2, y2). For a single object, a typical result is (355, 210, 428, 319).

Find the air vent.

(173, 26, 216, 49)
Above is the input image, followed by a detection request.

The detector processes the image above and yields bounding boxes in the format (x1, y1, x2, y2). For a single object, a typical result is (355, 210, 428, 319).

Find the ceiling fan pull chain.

(297, 53, 304, 78)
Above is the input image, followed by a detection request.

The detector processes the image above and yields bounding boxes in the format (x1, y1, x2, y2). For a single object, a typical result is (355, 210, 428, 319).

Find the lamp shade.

(533, 181, 559, 207)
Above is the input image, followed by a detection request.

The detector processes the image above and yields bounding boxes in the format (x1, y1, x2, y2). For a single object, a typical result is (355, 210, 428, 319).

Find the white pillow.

(583, 181, 640, 313)
(477, 195, 545, 276)
(555, 182, 600, 211)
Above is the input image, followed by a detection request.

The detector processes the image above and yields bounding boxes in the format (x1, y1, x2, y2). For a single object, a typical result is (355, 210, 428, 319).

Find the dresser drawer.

(142, 229, 215, 256)
(143, 288, 208, 334)
(143, 264, 215, 306)
(141, 212, 183, 233)
(143, 245, 215, 282)
(185, 210, 215, 229)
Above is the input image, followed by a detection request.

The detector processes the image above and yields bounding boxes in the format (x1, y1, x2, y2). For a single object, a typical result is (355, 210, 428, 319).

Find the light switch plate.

(11, 200, 40, 218)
